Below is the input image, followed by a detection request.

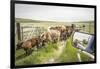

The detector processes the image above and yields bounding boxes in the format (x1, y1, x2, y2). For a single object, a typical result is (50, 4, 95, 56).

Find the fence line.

(16, 23, 46, 42)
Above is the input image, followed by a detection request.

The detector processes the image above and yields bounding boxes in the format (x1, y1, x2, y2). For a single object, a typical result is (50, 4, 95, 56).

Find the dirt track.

(44, 41, 66, 64)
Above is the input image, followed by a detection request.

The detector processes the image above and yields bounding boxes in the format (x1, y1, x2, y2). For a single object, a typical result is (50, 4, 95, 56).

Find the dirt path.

(44, 41, 66, 64)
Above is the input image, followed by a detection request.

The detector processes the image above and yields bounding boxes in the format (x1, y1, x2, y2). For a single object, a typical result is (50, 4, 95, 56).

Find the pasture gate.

(16, 22, 45, 42)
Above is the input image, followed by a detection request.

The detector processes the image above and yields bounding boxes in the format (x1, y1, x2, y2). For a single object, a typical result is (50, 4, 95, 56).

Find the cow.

(16, 36, 44, 55)
(65, 26, 74, 37)
(47, 24, 78, 41)
(48, 25, 68, 41)
(40, 30, 60, 43)
(16, 41, 23, 50)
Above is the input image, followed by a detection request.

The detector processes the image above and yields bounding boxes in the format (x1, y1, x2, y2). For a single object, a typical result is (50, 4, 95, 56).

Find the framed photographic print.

(10, 0, 96, 68)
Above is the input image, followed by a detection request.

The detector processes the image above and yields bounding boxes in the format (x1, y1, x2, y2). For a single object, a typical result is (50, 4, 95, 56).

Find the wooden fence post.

(16, 22, 21, 41)
(21, 27, 23, 41)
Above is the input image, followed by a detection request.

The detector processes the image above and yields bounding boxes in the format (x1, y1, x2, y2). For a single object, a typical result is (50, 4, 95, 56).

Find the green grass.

(15, 35, 94, 66)
(15, 18, 94, 65)
(56, 37, 92, 63)
(57, 37, 78, 63)
(80, 52, 92, 61)
(15, 42, 59, 66)
(15, 36, 94, 66)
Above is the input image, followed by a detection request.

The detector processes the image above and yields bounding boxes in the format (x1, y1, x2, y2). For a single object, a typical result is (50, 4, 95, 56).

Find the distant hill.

(72, 21, 94, 23)
(15, 18, 62, 23)
(15, 18, 94, 23)
(15, 18, 41, 23)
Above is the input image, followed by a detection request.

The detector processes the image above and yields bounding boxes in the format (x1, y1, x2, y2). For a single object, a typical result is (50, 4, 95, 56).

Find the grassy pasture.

(15, 37, 93, 66)
(15, 42, 59, 65)
(56, 37, 92, 63)
(15, 18, 94, 66)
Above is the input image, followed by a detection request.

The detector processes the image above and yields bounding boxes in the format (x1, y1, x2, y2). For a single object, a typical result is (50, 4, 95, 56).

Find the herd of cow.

(16, 24, 80, 55)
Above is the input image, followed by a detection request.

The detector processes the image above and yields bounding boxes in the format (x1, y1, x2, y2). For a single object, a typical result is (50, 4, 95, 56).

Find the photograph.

(13, 1, 96, 67)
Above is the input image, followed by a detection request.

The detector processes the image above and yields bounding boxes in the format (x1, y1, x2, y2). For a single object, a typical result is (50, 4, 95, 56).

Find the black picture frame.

(10, 0, 97, 68)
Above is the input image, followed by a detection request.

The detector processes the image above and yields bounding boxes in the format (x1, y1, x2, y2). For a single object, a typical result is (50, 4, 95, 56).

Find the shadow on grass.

(15, 49, 37, 61)
(16, 53, 28, 61)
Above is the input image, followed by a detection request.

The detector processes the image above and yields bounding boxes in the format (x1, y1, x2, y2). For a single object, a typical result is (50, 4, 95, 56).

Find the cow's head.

(38, 35, 46, 47)
(16, 41, 23, 50)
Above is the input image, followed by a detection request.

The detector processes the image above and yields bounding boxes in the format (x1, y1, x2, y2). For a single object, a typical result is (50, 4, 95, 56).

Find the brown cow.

(65, 26, 74, 37)
(16, 36, 44, 55)
(48, 25, 77, 41)
(48, 25, 68, 41)
(40, 30, 60, 43)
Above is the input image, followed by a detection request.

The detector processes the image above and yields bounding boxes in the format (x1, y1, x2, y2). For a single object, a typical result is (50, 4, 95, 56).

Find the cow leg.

(60, 33, 63, 41)
(58, 35, 60, 42)
(28, 48, 33, 54)
(26, 50, 29, 55)
(24, 48, 28, 55)
(42, 41, 45, 47)
(26, 48, 32, 55)
(36, 43, 40, 50)
(24, 48, 30, 55)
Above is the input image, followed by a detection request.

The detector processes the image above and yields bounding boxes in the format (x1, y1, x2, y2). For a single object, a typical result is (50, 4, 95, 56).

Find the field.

(15, 18, 94, 66)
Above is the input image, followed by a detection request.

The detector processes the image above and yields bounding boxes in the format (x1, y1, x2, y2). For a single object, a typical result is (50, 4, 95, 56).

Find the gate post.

(16, 22, 21, 41)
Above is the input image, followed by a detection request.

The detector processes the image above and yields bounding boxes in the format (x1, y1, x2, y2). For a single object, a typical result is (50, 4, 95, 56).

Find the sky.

(15, 4, 94, 22)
